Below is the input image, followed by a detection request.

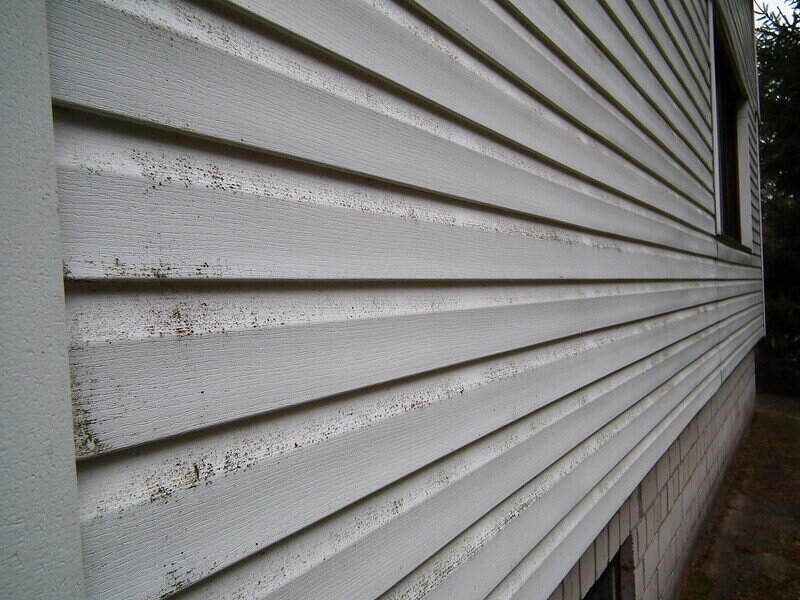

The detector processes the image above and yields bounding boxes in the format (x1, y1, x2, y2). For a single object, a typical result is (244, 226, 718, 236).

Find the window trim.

(709, 1, 753, 251)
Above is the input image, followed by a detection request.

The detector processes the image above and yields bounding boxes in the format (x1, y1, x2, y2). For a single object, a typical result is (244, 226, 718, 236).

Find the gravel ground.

(678, 393, 800, 600)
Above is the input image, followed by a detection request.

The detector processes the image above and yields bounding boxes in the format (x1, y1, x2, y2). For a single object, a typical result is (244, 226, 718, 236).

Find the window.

(585, 542, 637, 600)
(584, 552, 622, 600)
(712, 7, 751, 249)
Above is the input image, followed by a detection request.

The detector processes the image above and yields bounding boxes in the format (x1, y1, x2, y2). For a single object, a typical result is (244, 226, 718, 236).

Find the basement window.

(583, 548, 635, 600)
(585, 552, 622, 600)
(585, 537, 636, 600)
(712, 8, 751, 250)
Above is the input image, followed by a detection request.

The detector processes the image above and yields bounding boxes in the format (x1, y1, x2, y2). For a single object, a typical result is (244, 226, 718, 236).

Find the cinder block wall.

(549, 351, 756, 600)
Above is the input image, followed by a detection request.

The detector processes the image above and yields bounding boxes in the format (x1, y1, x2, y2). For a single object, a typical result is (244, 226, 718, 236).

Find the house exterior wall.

(549, 350, 756, 600)
(2, 0, 762, 598)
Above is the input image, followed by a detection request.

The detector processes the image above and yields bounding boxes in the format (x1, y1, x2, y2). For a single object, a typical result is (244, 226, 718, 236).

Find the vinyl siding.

(46, 0, 763, 598)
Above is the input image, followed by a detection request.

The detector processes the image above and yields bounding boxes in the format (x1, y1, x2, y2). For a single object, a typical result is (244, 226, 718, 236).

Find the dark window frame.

(584, 551, 622, 600)
(581, 535, 637, 600)
(712, 8, 751, 252)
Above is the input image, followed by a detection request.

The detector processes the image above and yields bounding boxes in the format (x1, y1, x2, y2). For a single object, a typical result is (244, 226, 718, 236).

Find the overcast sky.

(756, 0, 795, 15)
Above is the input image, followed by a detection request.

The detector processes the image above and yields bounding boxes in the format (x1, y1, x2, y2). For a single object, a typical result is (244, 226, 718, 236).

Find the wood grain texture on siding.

(503, 0, 712, 174)
(86, 308, 759, 600)
(71, 286, 760, 454)
(60, 167, 744, 281)
(652, 0, 710, 94)
(46, 0, 763, 598)
(557, 0, 712, 162)
(623, 0, 711, 113)
(600, 0, 710, 137)
(226, 0, 712, 206)
(484, 330, 758, 600)
(48, 0, 718, 236)
(54, 110, 722, 272)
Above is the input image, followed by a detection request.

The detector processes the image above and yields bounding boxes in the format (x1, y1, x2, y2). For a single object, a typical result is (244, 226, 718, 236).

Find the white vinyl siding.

(45, 0, 763, 598)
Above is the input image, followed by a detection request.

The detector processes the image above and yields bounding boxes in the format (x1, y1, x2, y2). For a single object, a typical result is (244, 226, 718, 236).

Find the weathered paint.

(1, 0, 764, 598)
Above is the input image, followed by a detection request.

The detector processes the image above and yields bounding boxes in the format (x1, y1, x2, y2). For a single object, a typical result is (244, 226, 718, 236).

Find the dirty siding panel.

(70, 286, 760, 454)
(385, 320, 761, 600)
(623, 0, 712, 115)
(46, 0, 763, 599)
(48, 0, 718, 239)
(75, 302, 762, 596)
(599, 0, 711, 142)
(504, 0, 713, 178)
(122, 309, 762, 600)
(55, 111, 722, 277)
(652, 0, 710, 94)
(228, 0, 713, 204)
(556, 0, 712, 169)
(420, 0, 713, 197)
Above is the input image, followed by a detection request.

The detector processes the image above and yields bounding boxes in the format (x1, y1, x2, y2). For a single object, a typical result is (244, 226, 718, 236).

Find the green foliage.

(755, 1, 800, 392)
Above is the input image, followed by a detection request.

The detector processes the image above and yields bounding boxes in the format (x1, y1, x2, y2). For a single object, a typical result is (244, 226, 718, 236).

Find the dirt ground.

(678, 393, 800, 600)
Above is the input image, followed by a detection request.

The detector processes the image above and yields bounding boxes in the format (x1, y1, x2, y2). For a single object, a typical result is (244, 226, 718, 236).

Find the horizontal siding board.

(66, 279, 757, 357)
(556, 0, 713, 176)
(716, 242, 760, 267)
(55, 111, 724, 272)
(79, 306, 760, 600)
(504, 0, 713, 180)
(225, 0, 712, 207)
(651, 0, 709, 92)
(59, 167, 746, 281)
(381, 319, 760, 600)
(46, 0, 765, 598)
(58, 169, 731, 281)
(488, 331, 758, 600)
(625, 0, 711, 113)
(47, 0, 717, 245)
(665, 0, 710, 85)
(600, 0, 711, 140)
(71, 283, 760, 455)
(678, 0, 709, 61)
